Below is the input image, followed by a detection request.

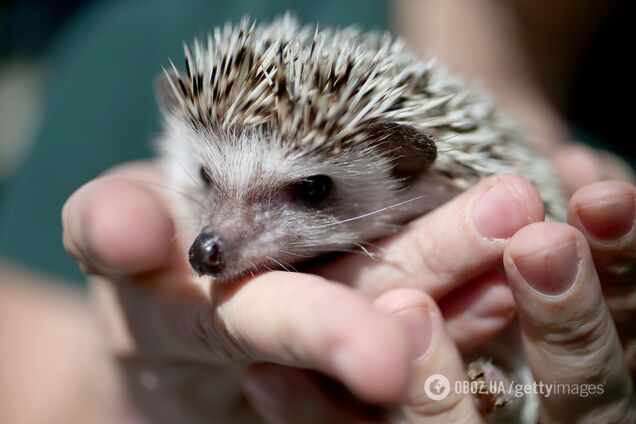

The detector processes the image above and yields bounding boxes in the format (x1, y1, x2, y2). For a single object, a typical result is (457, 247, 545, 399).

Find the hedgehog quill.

(156, 15, 565, 423)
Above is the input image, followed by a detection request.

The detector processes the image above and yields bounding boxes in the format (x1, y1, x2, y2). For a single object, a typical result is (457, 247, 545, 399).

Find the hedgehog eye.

(292, 175, 332, 204)
(199, 166, 212, 186)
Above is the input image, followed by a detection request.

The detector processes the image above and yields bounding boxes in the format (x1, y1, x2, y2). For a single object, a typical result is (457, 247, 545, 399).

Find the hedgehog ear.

(154, 71, 182, 113)
(372, 123, 437, 182)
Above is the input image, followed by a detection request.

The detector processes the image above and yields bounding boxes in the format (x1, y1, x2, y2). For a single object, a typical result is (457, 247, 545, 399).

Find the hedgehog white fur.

(156, 16, 565, 423)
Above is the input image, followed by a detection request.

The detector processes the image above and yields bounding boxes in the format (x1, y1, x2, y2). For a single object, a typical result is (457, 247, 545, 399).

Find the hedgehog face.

(154, 16, 567, 283)
(153, 15, 475, 281)
(159, 122, 446, 282)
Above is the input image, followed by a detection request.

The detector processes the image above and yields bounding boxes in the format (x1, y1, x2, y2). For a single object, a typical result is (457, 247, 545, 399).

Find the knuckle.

(542, 300, 606, 347)
(407, 229, 454, 287)
(539, 305, 617, 377)
(410, 234, 436, 274)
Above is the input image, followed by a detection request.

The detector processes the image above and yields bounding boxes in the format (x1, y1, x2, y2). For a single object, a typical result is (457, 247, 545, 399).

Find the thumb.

(62, 171, 177, 278)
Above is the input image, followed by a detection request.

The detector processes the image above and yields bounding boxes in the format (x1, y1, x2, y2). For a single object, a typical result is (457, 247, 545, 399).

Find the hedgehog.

(155, 15, 566, 423)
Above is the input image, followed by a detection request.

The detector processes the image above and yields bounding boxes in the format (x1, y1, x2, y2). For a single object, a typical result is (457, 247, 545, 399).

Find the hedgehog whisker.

(279, 250, 314, 258)
(177, 160, 203, 189)
(266, 256, 297, 273)
(356, 239, 387, 253)
(352, 242, 378, 260)
(266, 256, 285, 271)
(311, 195, 428, 229)
(283, 261, 298, 272)
(247, 260, 258, 279)
(325, 248, 383, 257)
(284, 242, 378, 258)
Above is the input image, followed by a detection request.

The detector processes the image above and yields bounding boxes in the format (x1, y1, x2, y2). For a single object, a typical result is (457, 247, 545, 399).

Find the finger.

(374, 289, 483, 423)
(568, 181, 636, 375)
(207, 273, 411, 403)
(552, 144, 605, 197)
(242, 289, 493, 424)
(504, 222, 636, 423)
(105, 271, 411, 403)
(316, 173, 544, 299)
(63, 168, 411, 402)
(552, 143, 635, 197)
(242, 364, 384, 424)
(597, 151, 636, 183)
(568, 181, 636, 287)
(102, 160, 168, 182)
(62, 173, 177, 277)
(441, 270, 516, 353)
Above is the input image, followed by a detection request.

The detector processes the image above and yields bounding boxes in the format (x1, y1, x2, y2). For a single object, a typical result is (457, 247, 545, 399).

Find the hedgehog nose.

(189, 232, 224, 276)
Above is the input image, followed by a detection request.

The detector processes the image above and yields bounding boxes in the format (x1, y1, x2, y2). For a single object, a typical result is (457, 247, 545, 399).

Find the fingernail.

(577, 196, 634, 241)
(513, 241, 579, 296)
(473, 182, 529, 239)
(393, 307, 433, 360)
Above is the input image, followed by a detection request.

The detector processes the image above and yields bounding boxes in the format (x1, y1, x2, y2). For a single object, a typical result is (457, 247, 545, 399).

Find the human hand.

(553, 144, 635, 198)
(242, 220, 636, 423)
(315, 171, 545, 351)
(566, 180, 636, 381)
(244, 288, 487, 423)
(62, 162, 417, 422)
(237, 169, 636, 424)
(502, 221, 636, 423)
(62, 163, 546, 421)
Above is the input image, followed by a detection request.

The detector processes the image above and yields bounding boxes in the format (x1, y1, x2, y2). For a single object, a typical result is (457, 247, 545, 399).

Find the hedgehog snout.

(188, 232, 225, 276)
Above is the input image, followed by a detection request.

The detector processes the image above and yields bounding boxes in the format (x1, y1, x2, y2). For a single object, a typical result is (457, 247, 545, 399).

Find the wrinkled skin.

(57, 154, 636, 423)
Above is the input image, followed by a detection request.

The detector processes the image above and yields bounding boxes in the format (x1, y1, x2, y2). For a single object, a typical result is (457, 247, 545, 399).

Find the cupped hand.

(239, 176, 636, 424)
(62, 163, 546, 421)
(243, 221, 636, 424)
(62, 163, 415, 422)
(552, 143, 634, 197)
(316, 171, 545, 351)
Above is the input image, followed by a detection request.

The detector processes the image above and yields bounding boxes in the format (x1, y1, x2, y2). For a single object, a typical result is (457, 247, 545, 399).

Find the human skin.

(2, 2, 633, 422)
(62, 166, 537, 404)
(2, 170, 634, 424)
(242, 184, 636, 424)
(53, 159, 635, 423)
(0, 264, 125, 424)
(1, 164, 533, 423)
